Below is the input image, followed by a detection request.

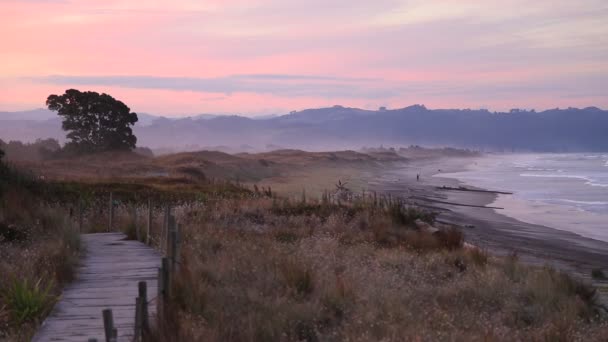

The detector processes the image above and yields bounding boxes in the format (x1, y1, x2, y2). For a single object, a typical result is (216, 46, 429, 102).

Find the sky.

(1, 0, 607, 116)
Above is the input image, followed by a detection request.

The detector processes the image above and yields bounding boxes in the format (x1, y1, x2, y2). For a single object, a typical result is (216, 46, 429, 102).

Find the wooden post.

(146, 198, 152, 245)
(108, 193, 114, 232)
(170, 230, 178, 272)
(133, 204, 140, 241)
(161, 205, 170, 253)
(138, 281, 149, 334)
(134, 297, 142, 341)
(167, 214, 175, 253)
(157, 266, 164, 319)
(162, 257, 170, 297)
(173, 224, 181, 273)
(102, 308, 115, 342)
(78, 198, 83, 233)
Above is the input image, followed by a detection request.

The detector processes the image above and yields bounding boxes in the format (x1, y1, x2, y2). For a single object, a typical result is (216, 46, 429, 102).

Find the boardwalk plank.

(33, 233, 161, 342)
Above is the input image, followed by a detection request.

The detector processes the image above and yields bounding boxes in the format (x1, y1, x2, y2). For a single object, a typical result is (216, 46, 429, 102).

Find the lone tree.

(46, 89, 138, 152)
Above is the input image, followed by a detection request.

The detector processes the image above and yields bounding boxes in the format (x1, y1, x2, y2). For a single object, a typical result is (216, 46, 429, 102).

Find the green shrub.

(3, 278, 55, 324)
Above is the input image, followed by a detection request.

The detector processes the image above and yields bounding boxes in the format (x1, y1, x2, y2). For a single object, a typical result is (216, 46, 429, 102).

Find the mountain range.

(1, 105, 607, 152)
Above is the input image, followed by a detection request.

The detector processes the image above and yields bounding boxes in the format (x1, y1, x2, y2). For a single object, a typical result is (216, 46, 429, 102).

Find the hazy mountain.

(1, 105, 607, 152)
(0, 108, 56, 121)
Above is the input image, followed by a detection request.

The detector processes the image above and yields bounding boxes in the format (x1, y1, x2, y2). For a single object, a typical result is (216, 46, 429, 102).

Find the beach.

(370, 155, 608, 289)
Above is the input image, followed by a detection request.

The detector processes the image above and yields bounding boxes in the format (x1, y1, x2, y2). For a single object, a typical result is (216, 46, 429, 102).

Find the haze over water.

(438, 153, 608, 243)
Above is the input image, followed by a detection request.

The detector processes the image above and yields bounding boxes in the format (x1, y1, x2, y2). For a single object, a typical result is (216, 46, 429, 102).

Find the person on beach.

(416, 174, 420, 182)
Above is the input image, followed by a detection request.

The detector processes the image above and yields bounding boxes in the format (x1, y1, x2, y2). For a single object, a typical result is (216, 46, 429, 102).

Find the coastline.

(371, 156, 608, 292)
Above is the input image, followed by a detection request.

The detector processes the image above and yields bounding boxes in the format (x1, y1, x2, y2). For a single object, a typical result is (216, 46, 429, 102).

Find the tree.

(0, 139, 5, 161)
(46, 89, 138, 152)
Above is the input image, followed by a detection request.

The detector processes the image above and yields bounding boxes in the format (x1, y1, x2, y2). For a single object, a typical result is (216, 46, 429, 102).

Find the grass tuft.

(2, 278, 55, 325)
(279, 259, 315, 297)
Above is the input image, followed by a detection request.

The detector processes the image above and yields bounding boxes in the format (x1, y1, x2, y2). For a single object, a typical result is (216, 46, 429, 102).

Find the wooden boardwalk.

(33, 233, 161, 341)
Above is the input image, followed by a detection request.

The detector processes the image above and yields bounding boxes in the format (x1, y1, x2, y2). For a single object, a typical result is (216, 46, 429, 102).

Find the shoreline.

(371, 156, 608, 292)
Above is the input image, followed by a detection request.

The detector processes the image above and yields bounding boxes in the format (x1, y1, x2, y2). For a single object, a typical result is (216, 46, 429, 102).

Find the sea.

(436, 153, 608, 243)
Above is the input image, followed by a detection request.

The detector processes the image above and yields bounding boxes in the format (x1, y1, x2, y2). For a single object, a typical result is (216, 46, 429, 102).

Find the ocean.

(436, 153, 608, 243)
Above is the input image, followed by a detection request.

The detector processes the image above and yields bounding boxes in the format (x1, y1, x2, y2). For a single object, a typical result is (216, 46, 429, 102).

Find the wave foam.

(557, 199, 608, 205)
(520, 173, 608, 188)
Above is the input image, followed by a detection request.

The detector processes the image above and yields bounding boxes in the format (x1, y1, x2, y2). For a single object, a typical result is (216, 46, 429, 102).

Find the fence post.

(108, 192, 114, 232)
(163, 257, 170, 296)
(133, 204, 140, 241)
(102, 308, 115, 342)
(167, 213, 175, 253)
(134, 297, 142, 341)
(78, 198, 83, 233)
(139, 281, 149, 334)
(172, 224, 181, 273)
(146, 198, 152, 245)
(161, 205, 170, 253)
(157, 266, 164, 319)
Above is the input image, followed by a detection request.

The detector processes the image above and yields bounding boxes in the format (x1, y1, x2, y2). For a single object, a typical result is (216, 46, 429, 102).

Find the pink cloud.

(0, 0, 607, 115)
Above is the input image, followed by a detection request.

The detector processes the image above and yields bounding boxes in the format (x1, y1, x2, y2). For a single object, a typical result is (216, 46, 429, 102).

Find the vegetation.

(0, 138, 61, 162)
(0, 158, 80, 340)
(147, 196, 607, 341)
(592, 268, 607, 280)
(2, 278, 55, 325)
(46, 89, 138, 153)
(1, 149, 607, 340)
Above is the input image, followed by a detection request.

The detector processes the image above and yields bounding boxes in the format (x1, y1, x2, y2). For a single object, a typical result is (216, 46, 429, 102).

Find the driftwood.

(436, 186, 513, 195)
(410, 196, 504, 210)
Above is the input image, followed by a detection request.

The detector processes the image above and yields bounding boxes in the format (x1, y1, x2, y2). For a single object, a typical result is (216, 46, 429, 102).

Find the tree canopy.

(46, 89, 138, 152)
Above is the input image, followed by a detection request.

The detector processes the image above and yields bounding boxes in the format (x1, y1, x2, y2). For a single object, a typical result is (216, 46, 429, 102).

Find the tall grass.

(148, 197, 607, 341)
(2, 278, 55, 325)
(0, 161, 81, 340)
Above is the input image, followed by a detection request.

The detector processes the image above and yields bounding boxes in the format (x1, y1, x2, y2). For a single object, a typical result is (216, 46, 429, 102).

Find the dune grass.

(146, 197, 607, 341)
(0, 162, 80, 340)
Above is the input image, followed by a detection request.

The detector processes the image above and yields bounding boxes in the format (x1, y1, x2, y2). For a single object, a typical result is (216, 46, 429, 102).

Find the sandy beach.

(370, 156, 608, 292)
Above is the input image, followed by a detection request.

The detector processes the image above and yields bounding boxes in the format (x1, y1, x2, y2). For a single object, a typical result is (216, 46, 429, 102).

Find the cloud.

(35, 74, 395, 99)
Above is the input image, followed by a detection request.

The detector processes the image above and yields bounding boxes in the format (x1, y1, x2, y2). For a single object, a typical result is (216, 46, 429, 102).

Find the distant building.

(379, 106, 387, 111)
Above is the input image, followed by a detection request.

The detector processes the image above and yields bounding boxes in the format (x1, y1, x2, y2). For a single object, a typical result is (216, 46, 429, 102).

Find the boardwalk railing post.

(161, 205, 171, 253)
(78, 197, 83, 233)
(133, 204, 140, 241)
(135, 297, 143, 341)
(162, 257, 170, 297)
(102, 308, 115, 342)
(158, 257, 170, 320)
(167, 213, 175, 254)
(146, 198, 152, 245)
(157, 266, 164, 320)
(173, 223, 181, 273)
(108, 192, 114, 232)
(139, 281, 149, 335)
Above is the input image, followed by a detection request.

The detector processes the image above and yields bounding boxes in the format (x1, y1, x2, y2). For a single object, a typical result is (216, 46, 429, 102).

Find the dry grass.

(0, 166, 80, 341)
(148, 198, 607, 341)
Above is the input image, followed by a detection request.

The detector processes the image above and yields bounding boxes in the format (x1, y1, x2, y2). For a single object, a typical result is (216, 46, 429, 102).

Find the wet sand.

(371, 157, 608, 290)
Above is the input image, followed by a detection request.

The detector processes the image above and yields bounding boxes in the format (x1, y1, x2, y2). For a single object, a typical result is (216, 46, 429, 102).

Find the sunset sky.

(1, 0, 607, 116)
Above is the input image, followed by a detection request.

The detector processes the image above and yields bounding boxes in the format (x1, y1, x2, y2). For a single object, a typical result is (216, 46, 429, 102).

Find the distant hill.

(0, 108, 56, 121)
(1, 105, 607, 152)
